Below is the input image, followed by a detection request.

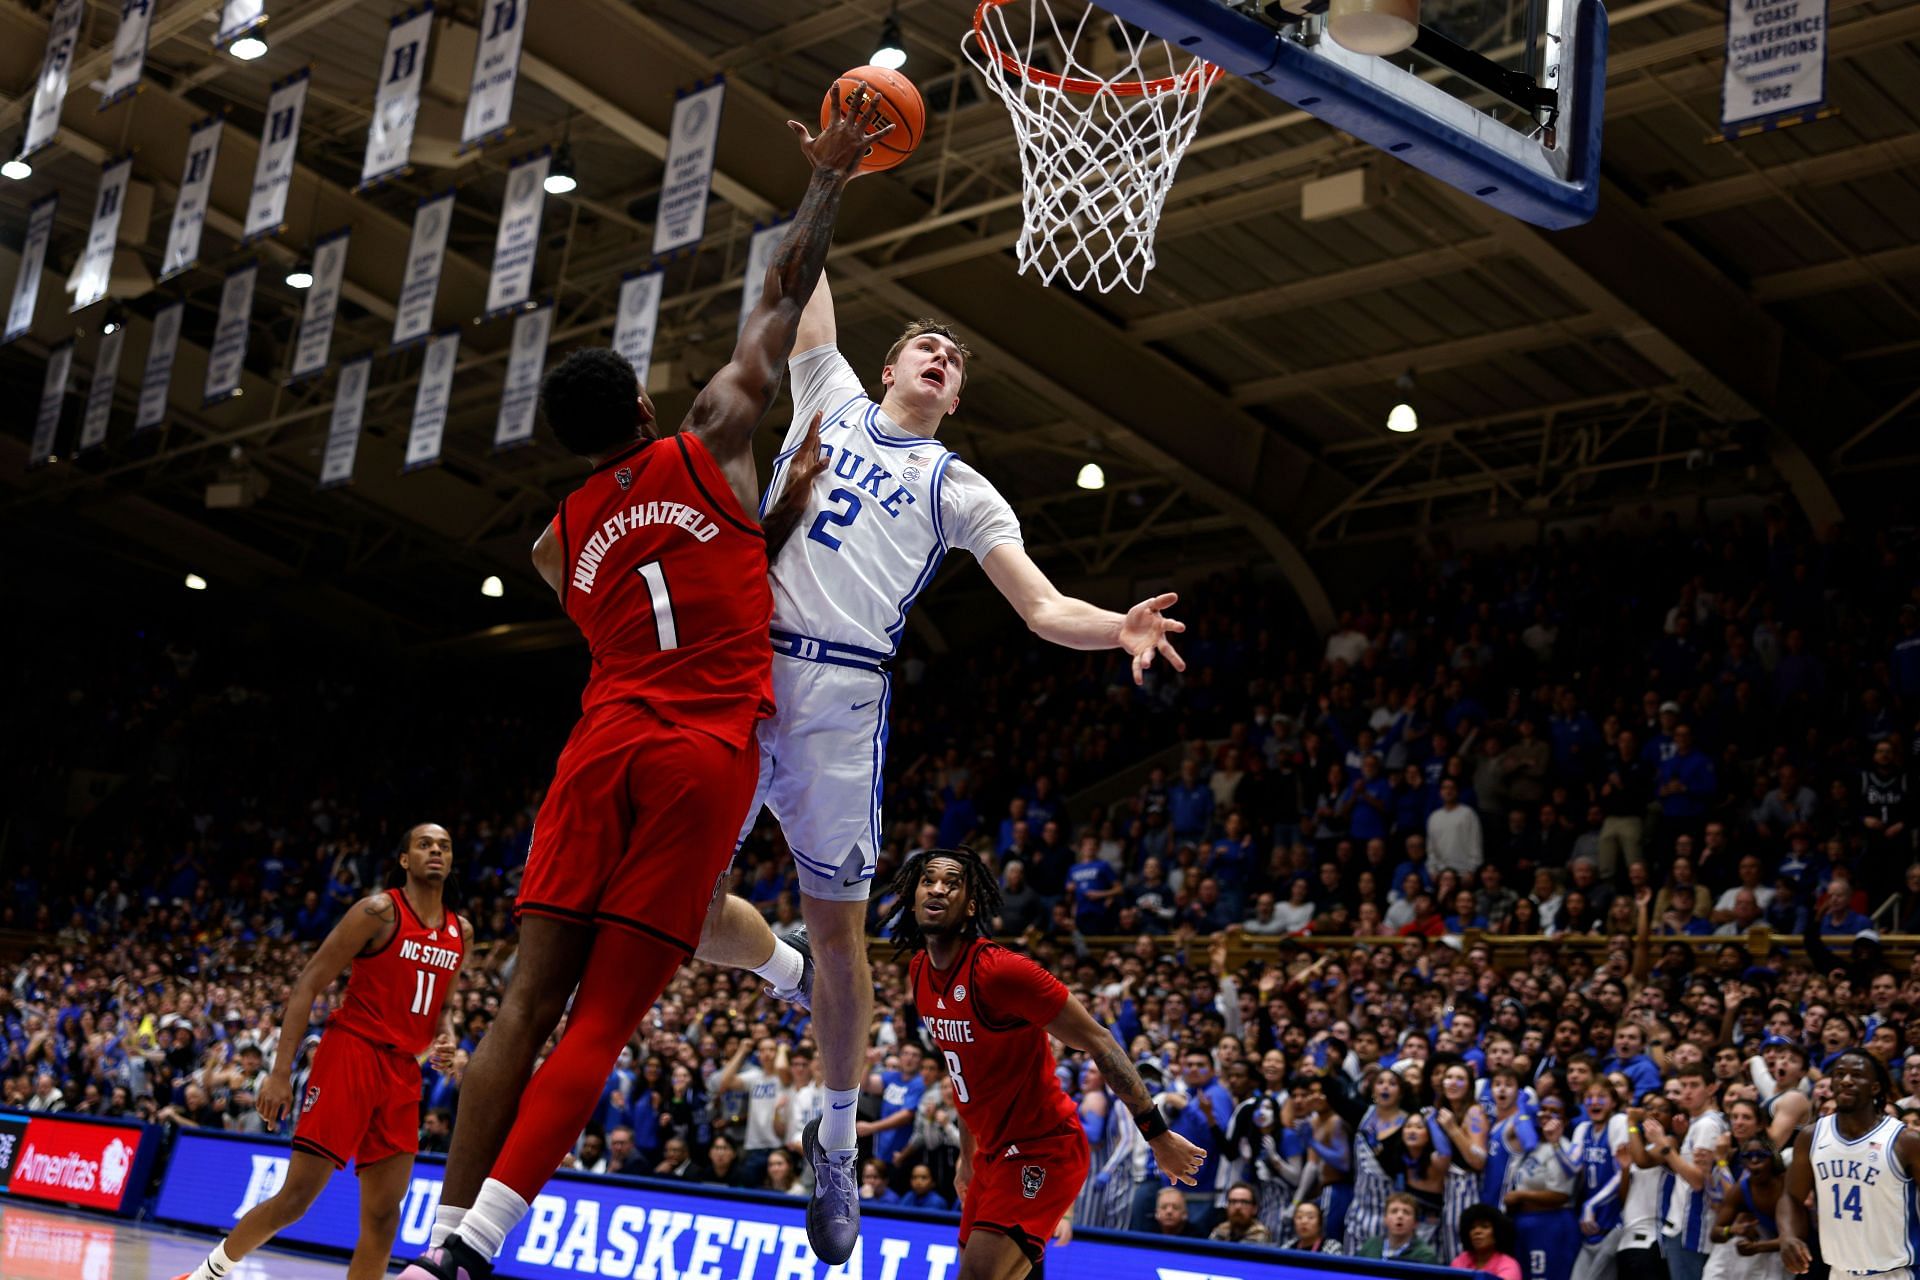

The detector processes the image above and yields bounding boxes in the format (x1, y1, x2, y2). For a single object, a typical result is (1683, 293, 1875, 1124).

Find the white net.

(964, 0, 1220, 294)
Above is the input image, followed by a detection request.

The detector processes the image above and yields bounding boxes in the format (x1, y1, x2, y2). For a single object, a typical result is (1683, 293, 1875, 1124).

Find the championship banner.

(738, 219, 790, 338)
(29, 343, 73, 469)
(461, 0, 530, 149)
(612, 271, 663, 388)
(652, 79, 727, 256)
(70, 155, 134, 314)
(494, 301, 551, 451)
(1721, 0, 1828, 136)
(243, 69, 310, 243)
(392, 192, 454, 347)
(23, 0, 85, 158)
(4, 195, 58, 345)
(203, 261, 258, 405)
(101, 0, 156, 107)
(215, 0, 266, 47)
(404, 329, 460, 470)
(318, 356, 371, 488)
(483, 150, 550, 317)
(160, 117, 224, 281)
(289, 227, 350, 382)
(134, 300, 183, 431)
(78, 326, 127, 451)
(360, 5, 434, 189)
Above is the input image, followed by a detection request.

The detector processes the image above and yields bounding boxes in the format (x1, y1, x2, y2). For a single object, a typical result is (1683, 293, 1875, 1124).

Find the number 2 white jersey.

(1809, 1112, 1919, 1277)
(760, 345, 1023, 656)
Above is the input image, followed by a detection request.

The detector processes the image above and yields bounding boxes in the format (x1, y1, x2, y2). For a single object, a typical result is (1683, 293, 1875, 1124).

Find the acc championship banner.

(0, 1112, 156, 1215)
(160, 117, 224, 281)
(405, 328, 461, 470)
(216, 0, 266, 47)
(154, 1132, 1447, 1280)
(394, 192, 455, 347)
(101, 0, 156, 107)
(244, 69, 310, 242)
(1722, 0, 1827, 135)
(613, 271, 664, 388)
(78, 327, 126, 452)
(739, 220, 790, 339)
(71, 155, 134, 313)
(485, 150, 550, 317)
(135, 301, 183, 431)
(319, 356, 372, 488)
(29, 344, 73, 469)
(290, 228, 350, 381)
(5, 195, 58, 344)
(495, 301, 551, 450)
(23, 0, 85, 158)
(361, 5, 434, 188)
(204, 261, 259, 404)
(653, 79, 727, 256)
(462, 0, 529, 148)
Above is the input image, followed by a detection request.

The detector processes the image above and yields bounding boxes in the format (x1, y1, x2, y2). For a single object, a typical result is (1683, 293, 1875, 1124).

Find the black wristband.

(1136, 1103, 1170, 1139)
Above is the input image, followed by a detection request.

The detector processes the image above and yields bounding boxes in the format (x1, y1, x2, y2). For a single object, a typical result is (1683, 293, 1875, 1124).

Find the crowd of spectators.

(8, 501, 1920, 1268)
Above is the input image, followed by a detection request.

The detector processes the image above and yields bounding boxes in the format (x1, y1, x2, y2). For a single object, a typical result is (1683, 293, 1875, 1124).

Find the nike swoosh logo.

(832, 1100, 855, 1109)
(843, 875, 868, 886)
(851, 700, 876, 711)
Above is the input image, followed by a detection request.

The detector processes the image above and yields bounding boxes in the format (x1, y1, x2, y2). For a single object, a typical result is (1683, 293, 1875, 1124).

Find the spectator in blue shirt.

(1389, 835, 1435, 902)
(1168, 761, 1215, 843)
(1207, 815, 1258, 918)
(861, 1160, 902, 1204)
(1067, 840, 1123, 933)
(1655, 726, 1716, 820)
(868, 1043, 927, 1168)
(1345, 755, 1395, 844)
(899, 1165, 951, 1211)
(1599, 1023, 1662, 1096)
(1815, 889, 1873, 937)
(1168, 1048, 1233, 1207)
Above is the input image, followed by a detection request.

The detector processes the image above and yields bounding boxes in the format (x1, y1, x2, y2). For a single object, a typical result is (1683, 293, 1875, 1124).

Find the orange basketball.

(821, 65, 924, 174)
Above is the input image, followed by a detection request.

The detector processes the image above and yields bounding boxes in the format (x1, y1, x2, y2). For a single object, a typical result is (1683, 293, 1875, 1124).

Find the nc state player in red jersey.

(887, 848, 1205, 1279)
(177, 823, 468, 1280)
(400, 93, 890, 1280)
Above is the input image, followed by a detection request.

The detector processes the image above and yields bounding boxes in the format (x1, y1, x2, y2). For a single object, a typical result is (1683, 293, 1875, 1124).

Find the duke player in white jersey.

(1780, 1050, 1920, 1280)
(691, 271, 1187, 1263)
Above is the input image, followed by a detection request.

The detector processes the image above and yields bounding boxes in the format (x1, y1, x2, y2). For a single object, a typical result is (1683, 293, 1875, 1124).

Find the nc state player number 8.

(944, 1050, 970, 1103)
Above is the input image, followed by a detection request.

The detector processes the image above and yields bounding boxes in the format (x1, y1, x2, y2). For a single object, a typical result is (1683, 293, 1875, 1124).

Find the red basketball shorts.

(293, 1029, 420, 1171)
(959, 1127, 1090, 1263)
(519, 699, 760, 954)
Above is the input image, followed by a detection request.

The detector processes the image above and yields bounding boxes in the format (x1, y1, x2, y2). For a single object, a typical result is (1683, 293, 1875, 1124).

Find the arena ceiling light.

(184, 573, 209, 591)
(229, 35, 268, 60)
(544, 143, 577, 195)
(285, 269, 314, 289)
(481, 575, 505, 598)
(871, 9, 907, 70)
(1076, 462, 1106, 490)
(1, 136, 29, 181)
(1387, 403, 1419, 433)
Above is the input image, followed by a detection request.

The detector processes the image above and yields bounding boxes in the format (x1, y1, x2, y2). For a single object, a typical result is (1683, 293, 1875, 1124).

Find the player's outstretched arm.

(257, 893, 398, 1124)
(1776, 1127, 1815, 1274)
(1045, 994, 1205, 1186)
(795, 268, 837, 355)
(981, 543, 1186, 685)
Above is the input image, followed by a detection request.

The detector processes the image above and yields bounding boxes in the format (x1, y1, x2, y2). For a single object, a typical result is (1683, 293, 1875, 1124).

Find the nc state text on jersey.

(921, 1016, 976, 1044)
(399, 938, 463, 970)
(572, 502, 721, 594)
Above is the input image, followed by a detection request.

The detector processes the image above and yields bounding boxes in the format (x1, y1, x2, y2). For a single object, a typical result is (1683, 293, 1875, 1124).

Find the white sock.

(194, 1240, 237, 1280)
(461, 1179, 530, 1260)
(820, 1087, 860, 1152)
(430, 1203, 467, 1248)
(751, 939, 805, 992)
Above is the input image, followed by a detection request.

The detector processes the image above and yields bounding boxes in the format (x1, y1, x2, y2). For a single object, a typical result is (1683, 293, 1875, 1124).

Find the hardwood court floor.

(0, 1201, 354, 1280)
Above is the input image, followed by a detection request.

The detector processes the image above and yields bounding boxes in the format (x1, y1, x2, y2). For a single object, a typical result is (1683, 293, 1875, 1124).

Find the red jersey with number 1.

(327, 890, 464, 1057)
(911, 938, 1081, 1153)
(556, 433, 774, 749)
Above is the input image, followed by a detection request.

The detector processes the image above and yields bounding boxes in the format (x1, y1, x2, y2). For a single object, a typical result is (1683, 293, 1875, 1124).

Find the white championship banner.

(30, 342, 74, 469)
(23, 0, 85, 158)
(361, 4, 434, 189)
(319, 356, 372, 488)
(215, 0, 266, 47)
(101, 0, 156, 107)
(204, 261, 258, 404)
(393, 192, 454, 347)
(160, 117, 224, 281)
(404, 329, 460, 470)
(612, 271, 664, 388)
(243, 69, 310, 243)
(70, 155, 134, 314)
(461, 0, 529, 149)
(289, 227, 350, 381)
(652, 79, 726, 256)
(494, 301, 551, 451)
(134, 300, 183, 431)
(78, 325, 127, 452)
(738, 220, 790, 338)
(1722, 0, 1828, 135)
(484, 150, 550, 317)
(5, 195, 59, 344)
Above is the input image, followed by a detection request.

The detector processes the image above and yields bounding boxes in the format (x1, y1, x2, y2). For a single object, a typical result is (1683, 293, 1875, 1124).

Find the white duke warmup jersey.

(1809, 1113, 1919, 1277)
(760, 345, 1022, 656)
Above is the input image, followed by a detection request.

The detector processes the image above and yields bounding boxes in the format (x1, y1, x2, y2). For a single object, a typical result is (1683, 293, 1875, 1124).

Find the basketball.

(821, 65, 924, 174)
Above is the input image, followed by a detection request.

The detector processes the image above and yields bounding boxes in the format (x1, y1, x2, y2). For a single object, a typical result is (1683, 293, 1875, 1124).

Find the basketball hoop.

(965, 0, 1221, 293)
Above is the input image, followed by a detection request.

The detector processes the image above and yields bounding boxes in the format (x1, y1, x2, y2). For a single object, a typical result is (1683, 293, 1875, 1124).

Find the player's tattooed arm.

(256, 893, 396, 1125)
(1047, 994, 1206, 1185)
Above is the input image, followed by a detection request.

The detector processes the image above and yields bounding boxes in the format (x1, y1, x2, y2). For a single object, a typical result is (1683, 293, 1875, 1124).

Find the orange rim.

(972, 0, 1223, 97)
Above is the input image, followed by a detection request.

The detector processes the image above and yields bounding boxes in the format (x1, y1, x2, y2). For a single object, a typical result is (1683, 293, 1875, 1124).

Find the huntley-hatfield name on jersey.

(571, 501, 721, 594)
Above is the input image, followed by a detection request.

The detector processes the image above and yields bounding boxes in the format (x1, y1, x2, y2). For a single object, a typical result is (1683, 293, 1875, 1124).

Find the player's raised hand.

(1151, 1129, 1207, 1186)
(790, 81, 894, 180)
(1120, 592, 1187, 685)
(257, 1073, 293, 1125)
(429, 1031, 457, 1072)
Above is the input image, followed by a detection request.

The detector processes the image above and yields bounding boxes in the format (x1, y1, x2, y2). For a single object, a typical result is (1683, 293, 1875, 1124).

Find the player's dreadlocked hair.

(882, 846, 1002, 958)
